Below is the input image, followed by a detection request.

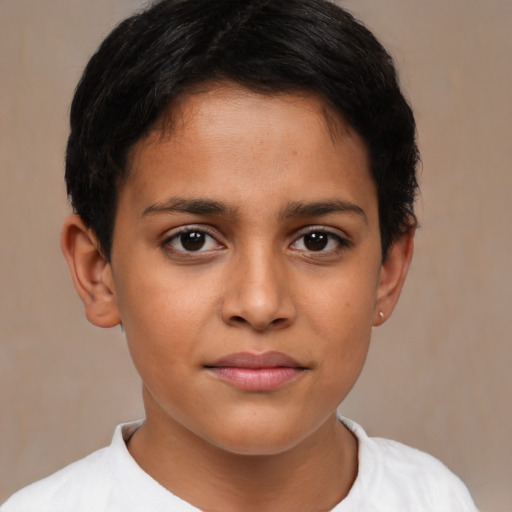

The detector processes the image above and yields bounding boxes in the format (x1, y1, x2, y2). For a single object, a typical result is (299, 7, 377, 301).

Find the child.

(2, 0, 478, 510)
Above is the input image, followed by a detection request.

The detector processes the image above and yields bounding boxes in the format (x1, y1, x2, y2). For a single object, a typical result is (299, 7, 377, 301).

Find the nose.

(221, 248, 296, 332)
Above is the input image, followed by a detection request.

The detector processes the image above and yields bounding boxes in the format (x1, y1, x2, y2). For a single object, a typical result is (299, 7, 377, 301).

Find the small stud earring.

(379, 311, 384, 319)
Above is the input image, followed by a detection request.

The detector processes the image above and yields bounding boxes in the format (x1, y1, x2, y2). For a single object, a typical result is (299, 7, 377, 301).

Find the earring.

(379, 311, 384, 319)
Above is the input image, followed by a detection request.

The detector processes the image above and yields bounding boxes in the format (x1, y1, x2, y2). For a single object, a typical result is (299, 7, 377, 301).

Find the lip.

(205, 351, 307, 391)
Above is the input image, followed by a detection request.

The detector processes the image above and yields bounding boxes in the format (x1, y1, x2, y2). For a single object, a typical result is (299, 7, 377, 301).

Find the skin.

(61, 83, 414, 511)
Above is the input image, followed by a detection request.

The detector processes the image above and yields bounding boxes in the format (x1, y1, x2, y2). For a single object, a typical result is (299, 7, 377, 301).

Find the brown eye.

(180, 231, 207, 251)
(166, 228, 221, 253)
(290, 229, 348, 254)
(303, 232, 329, 251)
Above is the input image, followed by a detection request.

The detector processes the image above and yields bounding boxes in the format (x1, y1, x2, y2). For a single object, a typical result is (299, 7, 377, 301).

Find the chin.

(201, 415, 317, 457)
(212, 435, 303, 457)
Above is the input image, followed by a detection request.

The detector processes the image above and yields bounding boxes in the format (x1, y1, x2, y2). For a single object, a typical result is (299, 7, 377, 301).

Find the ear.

(60, 215, 121, 328)
(373, 228, 415, 326)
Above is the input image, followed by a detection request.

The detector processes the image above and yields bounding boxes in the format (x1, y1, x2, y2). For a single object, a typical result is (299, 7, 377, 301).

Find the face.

(107, 84, 384, 455)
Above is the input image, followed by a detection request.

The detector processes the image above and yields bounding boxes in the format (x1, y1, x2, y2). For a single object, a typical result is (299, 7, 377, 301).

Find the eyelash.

(289, 227, 351, 255)
(162, 226, 223, 255)
(161, 225, 351, 257)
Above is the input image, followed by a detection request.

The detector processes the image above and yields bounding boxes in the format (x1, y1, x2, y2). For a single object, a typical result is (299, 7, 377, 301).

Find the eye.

(290, 229, 348, 253)
(164, 227, 222, 253)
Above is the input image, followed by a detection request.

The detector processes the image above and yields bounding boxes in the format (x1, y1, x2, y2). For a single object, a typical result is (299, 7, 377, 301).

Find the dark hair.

(66, 0, 419, 261)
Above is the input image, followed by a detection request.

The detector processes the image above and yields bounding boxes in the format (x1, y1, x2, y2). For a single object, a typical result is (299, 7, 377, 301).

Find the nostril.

(229, 314, 287, 331)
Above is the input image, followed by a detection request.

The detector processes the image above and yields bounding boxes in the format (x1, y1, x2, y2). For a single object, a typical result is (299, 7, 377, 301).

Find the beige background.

(1, 1, 511, 510)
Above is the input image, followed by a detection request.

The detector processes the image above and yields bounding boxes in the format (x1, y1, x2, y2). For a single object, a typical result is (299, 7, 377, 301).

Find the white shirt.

(1, 418, 478, 512)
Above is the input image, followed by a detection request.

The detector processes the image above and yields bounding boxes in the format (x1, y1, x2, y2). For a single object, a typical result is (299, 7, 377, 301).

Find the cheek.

(113, 267, 218, 368)
(303, 271, 377, 379)
(306, 267, 378, 333)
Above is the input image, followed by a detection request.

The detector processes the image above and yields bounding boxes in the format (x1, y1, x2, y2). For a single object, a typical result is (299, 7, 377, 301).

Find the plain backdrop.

(1, 1, 511, 510)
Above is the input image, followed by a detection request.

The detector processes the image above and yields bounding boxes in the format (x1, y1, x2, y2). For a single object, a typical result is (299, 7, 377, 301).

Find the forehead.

(122, 83, 375, 219)
(152, 82, 359, 152)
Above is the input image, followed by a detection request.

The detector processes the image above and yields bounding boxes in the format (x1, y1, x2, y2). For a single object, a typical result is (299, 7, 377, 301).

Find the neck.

(128, 392, 358, 512)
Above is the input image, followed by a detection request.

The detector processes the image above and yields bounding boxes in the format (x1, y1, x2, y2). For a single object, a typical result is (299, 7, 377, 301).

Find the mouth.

(204, 351, 307, 391)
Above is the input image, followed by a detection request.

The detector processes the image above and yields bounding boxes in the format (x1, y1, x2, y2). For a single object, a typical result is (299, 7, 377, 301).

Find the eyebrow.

(281, 200, 367, 224)
(141, 197, 239, 218)
(141, 197, 367, 224)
